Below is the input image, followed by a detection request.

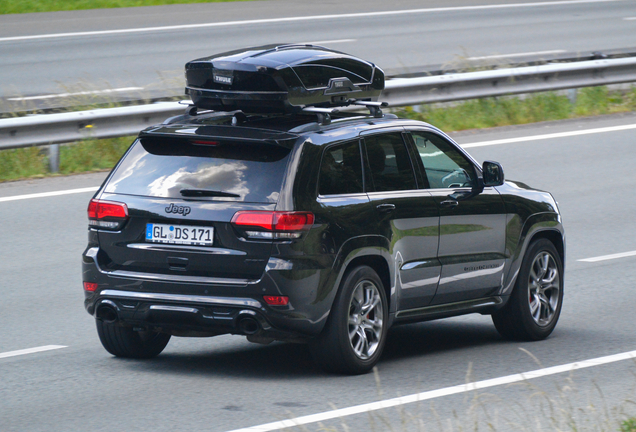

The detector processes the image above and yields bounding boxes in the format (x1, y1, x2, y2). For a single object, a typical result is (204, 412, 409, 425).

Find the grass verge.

(1, 86, 635, 184)
(0, 137, 133, 183)
(395, 85, 636, 132)
(0, 0, 249, 15)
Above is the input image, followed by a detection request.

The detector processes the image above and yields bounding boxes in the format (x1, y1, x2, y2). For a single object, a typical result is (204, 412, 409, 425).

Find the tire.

(309, 266, 388, 374)
(96, 319, 171, 359)
(492, 238, 563, 341)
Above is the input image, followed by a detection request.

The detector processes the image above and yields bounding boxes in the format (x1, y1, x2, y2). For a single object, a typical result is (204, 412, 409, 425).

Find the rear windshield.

(104, 137, 291, 203)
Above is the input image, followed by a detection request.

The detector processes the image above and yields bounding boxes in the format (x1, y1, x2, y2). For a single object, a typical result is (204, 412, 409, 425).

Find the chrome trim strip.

(126, 243, 246, 255)
(149, 305, 198, 314)
(101, 289, 262, 308)
(104, 269, 254, 286)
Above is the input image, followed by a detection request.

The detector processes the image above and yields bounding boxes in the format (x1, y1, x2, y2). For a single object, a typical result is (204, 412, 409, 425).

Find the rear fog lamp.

(83, 282, 98, 292)
(263, 296, 289, 306)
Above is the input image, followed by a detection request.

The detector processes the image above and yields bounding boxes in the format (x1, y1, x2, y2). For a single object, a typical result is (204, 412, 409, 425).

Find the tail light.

(88, 199, 128, 230)
(231, 211, 314, 240)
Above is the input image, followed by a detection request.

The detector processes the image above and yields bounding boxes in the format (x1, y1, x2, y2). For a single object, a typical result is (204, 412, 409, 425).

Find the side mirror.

(483, 161, 504, 186)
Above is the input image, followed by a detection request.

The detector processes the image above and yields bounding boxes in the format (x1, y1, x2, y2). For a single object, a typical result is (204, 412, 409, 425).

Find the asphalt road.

(1, 0, 636, 108)
(1, 113, 636, 431)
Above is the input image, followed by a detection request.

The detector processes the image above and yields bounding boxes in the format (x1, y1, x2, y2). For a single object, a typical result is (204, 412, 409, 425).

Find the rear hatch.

(93, 131, 295, 281)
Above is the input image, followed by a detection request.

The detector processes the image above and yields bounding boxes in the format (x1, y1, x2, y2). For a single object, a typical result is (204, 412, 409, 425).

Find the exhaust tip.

(96, 301, 119, 323)
(237, 316, 260, 335)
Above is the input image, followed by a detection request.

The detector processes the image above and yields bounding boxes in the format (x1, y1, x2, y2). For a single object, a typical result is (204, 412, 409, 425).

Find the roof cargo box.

(185, 44, 385, 114)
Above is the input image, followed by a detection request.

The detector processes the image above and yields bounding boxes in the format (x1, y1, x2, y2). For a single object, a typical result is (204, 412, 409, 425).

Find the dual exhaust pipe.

(95, 301, 263, 336)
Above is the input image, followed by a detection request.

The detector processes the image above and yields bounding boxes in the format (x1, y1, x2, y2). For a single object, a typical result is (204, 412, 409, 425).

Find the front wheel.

(96, 319, 171, 359)
(309, 266, 388, 374)
(492, 238, 563, 341)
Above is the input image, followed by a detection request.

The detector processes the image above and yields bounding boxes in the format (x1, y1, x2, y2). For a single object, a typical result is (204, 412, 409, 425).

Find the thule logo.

(165, 203, 191, 216)
(213, 74, 233, 85)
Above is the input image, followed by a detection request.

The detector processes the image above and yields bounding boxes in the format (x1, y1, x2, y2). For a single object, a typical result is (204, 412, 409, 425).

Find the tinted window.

(364, 133, 417, 192)
(411, 132, 476, 189)
(104, 138, 290, 203)
(318, 140, 364, 195)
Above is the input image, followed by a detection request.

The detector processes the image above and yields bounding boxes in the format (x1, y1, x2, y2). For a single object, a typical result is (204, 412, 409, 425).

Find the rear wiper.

(180, 189, 240, 198)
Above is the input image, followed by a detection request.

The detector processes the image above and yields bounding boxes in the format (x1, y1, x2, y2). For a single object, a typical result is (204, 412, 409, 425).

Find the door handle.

(440, 199, 459, 208)
(376, 203, 396, 212)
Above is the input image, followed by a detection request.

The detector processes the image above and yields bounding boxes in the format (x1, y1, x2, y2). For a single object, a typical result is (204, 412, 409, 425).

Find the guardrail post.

(48, 144, 60, 173)
(567, 88, 578, 105)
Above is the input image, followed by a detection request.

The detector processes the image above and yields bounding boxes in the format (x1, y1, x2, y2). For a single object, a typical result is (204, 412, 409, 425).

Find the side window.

(364, 133, 417, 192)
(318, 140, 364, 195)
(411, 132, 477, 189)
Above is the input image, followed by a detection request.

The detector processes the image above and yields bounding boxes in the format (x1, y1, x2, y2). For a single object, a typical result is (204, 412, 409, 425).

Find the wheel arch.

(344, 255, 392, 312)
(528, 229, 565, 266)
(501, 212, 565, 297)
(325, 235, 395, 323)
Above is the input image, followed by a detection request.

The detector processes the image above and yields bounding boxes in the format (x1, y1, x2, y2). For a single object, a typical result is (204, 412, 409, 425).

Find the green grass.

(0, 137, 133, 183)
(0, 0, 249, 15)
(58, 136, 133, 173)
(1, 86, 635, 184)
(622, 418, 636, 432)
(397, 86, 636, 132)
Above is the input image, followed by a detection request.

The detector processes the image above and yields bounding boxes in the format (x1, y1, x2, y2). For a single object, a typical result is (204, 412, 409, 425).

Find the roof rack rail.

(301, 107, 340, 126)
(164, 100, 389, 127)
(348, 100, 389, 118)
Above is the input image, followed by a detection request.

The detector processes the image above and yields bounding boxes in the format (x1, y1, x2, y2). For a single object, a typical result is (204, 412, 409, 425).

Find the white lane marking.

(226, 349, 636, 432)
(468, 50, 566, 60)
(303, 39, 356, 45)
(579, 250, 636, 262)
(0, 186, 99, 203)
(8, 87, 144, 102)
(461, 123, 636, 148)
(624, 17, 636, 20)
(0, 0, 624, 43)
(0, 345, 67, 359)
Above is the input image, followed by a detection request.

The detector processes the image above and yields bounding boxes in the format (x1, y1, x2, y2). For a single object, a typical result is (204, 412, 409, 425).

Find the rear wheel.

(492, 238, 563, 341)
(96, 320, 171, 359)
(309, 266, 388, 374)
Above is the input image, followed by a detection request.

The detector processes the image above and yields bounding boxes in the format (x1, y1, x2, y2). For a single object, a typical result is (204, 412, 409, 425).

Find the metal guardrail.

(0, 103, 185, 150)
(1, 57, 636, 151)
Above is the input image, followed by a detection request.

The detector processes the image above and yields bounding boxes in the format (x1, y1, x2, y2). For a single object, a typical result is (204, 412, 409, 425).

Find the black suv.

(82, 46, 564, 374)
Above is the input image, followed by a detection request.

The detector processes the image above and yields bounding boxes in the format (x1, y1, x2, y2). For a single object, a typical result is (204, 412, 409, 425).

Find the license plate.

(146, 223, 214, 246)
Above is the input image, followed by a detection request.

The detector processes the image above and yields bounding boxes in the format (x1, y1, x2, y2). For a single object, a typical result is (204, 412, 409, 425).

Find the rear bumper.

(82, 246, 330, 339)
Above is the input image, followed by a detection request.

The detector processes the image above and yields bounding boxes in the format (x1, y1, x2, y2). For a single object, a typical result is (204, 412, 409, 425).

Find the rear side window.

(104, 138, 291, 203)
(364, 133, 417, 192)
(318, 140, 364, 195)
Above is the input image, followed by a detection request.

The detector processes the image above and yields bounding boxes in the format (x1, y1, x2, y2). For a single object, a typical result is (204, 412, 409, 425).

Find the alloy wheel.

(528, 251, 561, 327)
(348, 280, 384, 360)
